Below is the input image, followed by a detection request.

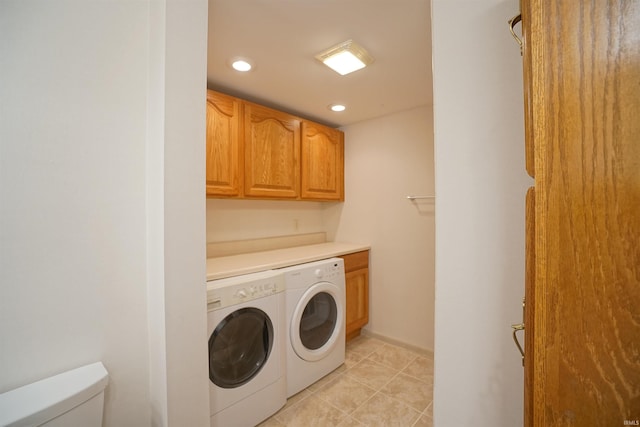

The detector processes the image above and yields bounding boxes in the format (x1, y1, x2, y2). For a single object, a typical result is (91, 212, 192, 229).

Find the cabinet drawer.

(340, 250, 369, 272)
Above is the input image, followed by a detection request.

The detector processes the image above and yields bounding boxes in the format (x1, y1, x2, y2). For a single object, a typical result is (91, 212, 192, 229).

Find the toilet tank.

(0, 362, 109, 427)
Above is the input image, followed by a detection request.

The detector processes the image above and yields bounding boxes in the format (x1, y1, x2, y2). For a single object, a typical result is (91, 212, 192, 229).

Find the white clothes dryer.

(207, 270, 286, 427)
(279, 258, 346, 397)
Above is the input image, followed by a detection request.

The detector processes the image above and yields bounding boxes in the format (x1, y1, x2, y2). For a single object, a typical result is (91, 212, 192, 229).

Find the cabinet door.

(300, 121, 344, 201)
(206, 91, 242, 197)
(341, 250, 370, 341)
(244, 102, 300, 199)
(345, 267, 369, 341)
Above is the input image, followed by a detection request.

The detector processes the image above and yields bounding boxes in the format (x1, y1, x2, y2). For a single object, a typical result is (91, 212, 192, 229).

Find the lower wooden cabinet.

(340, 250, 369, 341)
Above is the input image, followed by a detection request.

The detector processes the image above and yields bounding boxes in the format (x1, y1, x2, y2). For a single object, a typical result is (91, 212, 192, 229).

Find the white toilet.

(0, 362, 109, 427)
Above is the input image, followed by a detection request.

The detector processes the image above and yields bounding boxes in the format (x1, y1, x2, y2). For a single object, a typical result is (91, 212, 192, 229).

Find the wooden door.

(205, 90, 242, 197)
(300, 121, 344, 201)
(523, 1, 640, 425)
(243, 102, 300, 199)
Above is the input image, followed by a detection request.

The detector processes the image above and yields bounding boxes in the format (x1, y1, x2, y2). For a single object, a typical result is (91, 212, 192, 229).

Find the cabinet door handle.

(508, 13, 523, 55)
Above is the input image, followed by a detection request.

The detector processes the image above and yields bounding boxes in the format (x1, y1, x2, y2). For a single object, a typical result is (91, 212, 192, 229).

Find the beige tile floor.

(258, 335, 434, 427)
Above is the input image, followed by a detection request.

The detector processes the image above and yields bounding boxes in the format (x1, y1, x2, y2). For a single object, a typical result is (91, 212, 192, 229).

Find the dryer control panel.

(279, 258, 346, 290)
(313, 261, 343, 281)
(206, 270, 284, 311)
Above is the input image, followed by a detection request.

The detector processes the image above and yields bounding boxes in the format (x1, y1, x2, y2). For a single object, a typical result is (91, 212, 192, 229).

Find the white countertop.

(206, 242, 370, 281)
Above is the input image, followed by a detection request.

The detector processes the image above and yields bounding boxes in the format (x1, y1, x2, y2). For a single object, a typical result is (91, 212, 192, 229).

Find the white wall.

(325, 106, 435, 351)
(148, 1, 210, 425)
(0, 1, 209, 425)
(431, 0, 532, 425)
(206, 199, 326, 242)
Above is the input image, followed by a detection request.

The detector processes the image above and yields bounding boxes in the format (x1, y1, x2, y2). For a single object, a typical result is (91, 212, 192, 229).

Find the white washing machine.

(207, 270, 286, 427)
(279, 258, 346, 397)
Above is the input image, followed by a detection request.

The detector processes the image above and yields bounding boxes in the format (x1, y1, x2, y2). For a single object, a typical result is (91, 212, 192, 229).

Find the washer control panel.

(207, 270, 284, 311)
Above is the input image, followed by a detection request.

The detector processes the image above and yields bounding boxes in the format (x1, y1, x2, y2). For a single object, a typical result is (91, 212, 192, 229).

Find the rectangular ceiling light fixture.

(315, 39, 374, 76)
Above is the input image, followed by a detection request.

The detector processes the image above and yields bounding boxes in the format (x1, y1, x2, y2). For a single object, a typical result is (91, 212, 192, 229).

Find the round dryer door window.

(291, 282, 344, 362)
(209, 307, 274, 389)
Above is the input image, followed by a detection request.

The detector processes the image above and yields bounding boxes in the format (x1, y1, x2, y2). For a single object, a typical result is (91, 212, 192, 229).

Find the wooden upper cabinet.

(243, 102, 301, 199)
(205, 90, 345, 201)
(206, 90, 242, 197)
(301, 121, 344, 201)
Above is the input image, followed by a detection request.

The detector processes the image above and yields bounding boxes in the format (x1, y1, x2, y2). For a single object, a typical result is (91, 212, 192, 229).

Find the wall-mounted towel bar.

(406, 195, 436, 200)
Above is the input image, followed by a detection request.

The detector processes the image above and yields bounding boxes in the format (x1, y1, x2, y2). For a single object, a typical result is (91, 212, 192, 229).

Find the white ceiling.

(207, 0, 433, 128)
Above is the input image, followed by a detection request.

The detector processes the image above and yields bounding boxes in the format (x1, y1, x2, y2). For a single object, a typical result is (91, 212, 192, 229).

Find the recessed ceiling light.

(329, 104, 346, 112)
(230, 58, 253, 72)
(315, 40, 374, 76)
